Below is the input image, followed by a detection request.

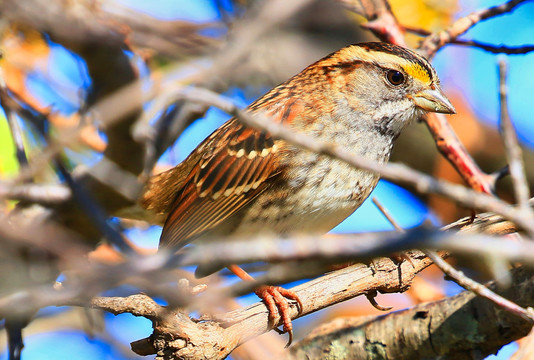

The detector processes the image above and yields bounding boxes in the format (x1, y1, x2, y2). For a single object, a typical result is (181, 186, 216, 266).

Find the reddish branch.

(336, 0, 407, 46)
(415, 0, 533, 196)
(338, 0, 507, 197)
(423, 113, 495, 194)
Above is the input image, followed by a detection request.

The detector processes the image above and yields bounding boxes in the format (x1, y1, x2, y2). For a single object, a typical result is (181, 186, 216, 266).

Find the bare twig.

(419, 0, 531, 58)
(0, 0, 219, 58)
(405, 26, 534, 54)
(372, 197, 404, 232)
(336, 0, 407, 46)
(373, 196, 534, 326)
(55, 161, 135, 255)
(498, 58, 531, 211)
(0, 182, 71, 204)
(452, 40, 534, 55)
(422, 113, 495, 194)
(2, 226, 533, 320)
(426, 250, 534, 323)
(181, 230, 534, 291)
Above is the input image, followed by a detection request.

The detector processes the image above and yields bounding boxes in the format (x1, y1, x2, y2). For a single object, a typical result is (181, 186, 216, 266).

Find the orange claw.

(227, 265, 303, 346)
(255, 285, 303, 347)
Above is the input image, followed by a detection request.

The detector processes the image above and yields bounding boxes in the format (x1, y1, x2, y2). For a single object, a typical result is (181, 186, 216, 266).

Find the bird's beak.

(411, 88, 456, 114)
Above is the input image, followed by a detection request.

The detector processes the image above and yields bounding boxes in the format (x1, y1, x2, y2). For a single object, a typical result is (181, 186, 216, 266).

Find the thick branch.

(287, 266, 534, 360)
(122, 251, 436, 359)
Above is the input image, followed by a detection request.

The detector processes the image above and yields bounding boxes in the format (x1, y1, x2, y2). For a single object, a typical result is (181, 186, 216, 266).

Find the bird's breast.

(226, 150, 386, 237)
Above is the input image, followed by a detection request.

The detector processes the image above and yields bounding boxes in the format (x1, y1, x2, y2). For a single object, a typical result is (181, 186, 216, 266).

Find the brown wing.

(159, 118, 283, 250)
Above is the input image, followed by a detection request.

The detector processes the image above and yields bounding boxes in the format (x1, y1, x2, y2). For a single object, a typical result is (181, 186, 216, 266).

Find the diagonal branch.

(158, 85, 534, 236)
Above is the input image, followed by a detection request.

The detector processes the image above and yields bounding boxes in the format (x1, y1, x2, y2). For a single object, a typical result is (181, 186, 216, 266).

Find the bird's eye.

(386, 70, 405, 86)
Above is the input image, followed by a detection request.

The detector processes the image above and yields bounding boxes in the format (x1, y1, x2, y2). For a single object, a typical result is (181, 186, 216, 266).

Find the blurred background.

(0, 0, 532, 359)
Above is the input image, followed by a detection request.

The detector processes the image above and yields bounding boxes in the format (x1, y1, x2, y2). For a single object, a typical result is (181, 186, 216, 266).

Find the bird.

(139, 42, 455, 345)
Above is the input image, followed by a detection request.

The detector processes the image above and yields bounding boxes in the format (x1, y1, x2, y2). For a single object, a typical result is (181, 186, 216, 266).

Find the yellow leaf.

(0, 115, 19, 177)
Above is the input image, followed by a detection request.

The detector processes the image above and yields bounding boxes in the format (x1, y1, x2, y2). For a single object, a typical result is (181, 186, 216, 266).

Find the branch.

(0, 182, 71, 205)
(422, 113, 496, 194)
(0, 209, 529, 359)
(498, 58, 531, 211)
(287, 266, 534, 360)
(0, 0, 218, 57)
(373, 197, 534, 324)
(451, 39, 534, 55)
(103, 252, 437, 359)
(404, 27, 534, 55)
(419, 0, 530, 58)
(335, 0, 407, 46)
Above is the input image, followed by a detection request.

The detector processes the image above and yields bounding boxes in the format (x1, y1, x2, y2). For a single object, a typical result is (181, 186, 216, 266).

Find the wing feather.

(159, 119, 283, 250)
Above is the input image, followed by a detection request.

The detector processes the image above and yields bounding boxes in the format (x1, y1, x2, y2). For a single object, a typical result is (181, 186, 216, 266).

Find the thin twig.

(373, 197, 534, 327)
(419, 0, 531, 58)
(498, 58, 531, 211)
(424, 251, 534, 323)
(372, 197, 404, 232)
(55, 161, 135, 255)
(404, 26, 534, 55)
(336, 0, 407, 46)
(452, 40, 534, 55)
(0, 182, 71, 204)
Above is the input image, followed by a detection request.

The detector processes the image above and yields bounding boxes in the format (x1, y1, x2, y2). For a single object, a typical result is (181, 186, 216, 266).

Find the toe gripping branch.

(227, 265, 303, 346)
(254, 285, 303, 347)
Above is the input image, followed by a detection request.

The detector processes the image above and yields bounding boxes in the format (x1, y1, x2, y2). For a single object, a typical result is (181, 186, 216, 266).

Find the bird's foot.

(255, 285, 302, 347)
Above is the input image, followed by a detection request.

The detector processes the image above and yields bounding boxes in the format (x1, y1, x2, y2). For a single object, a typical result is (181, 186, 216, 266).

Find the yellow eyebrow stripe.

(402, 63, 431, 84)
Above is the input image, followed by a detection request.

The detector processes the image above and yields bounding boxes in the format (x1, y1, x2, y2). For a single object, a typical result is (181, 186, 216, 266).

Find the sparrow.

(140, 42, 455, 345)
